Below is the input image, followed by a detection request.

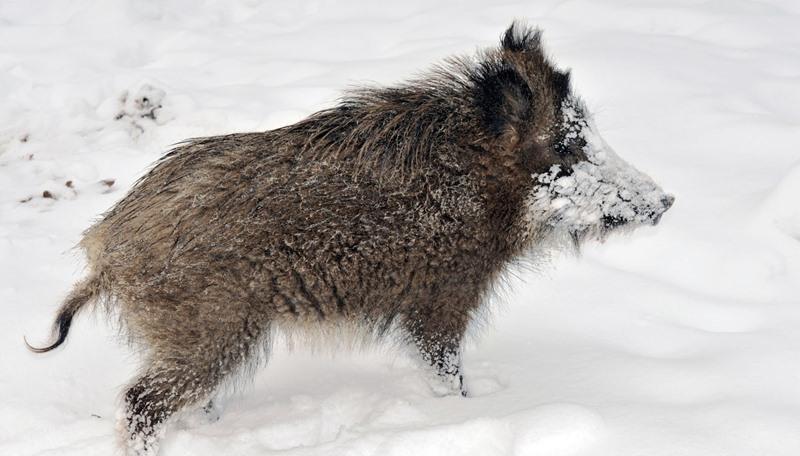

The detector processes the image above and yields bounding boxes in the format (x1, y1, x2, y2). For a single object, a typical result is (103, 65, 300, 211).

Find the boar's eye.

(554, 100, 589, 159)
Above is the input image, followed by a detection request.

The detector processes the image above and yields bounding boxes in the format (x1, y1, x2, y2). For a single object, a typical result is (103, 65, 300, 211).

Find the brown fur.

(31, 23, 632, 455)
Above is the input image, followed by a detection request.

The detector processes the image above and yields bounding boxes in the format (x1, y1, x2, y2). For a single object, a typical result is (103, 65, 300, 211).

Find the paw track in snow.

(114, 84, 169, 139)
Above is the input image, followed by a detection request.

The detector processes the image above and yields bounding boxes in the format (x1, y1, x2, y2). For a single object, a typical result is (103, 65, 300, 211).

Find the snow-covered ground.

(2, 0, 800, 454)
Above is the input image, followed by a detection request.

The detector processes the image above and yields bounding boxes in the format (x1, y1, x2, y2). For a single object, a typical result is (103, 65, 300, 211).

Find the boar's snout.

(613, 193, 673, 229)
(661, 194, 675, 211)
(651, 194, 675, 225)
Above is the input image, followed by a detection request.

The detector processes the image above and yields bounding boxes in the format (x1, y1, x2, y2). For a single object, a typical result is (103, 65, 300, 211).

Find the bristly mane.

(279, 56, 481, 179)
(271, 21, 553, 180)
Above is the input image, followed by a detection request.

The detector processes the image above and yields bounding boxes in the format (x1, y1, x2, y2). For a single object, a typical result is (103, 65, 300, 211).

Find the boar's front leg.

(404, 306, 470, 397)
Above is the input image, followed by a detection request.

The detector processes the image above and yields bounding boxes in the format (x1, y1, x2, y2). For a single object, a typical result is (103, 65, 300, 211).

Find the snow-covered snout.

(530, 101, 674, 241)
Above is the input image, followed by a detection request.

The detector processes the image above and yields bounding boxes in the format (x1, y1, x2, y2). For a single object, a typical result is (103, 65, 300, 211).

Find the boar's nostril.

(661, 194, 675, 210)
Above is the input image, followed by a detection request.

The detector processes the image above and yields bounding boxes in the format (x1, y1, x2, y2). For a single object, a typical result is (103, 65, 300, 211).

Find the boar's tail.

(25, 276, 100, 353)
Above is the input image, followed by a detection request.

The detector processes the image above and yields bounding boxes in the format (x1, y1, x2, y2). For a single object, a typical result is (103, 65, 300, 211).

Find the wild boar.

(28, 23, 673, 455)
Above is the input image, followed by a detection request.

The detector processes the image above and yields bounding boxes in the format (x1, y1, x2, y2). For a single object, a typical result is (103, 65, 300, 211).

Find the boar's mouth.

(597, 193, 674, 238)
(601, 193, 674, 230)
(600, 214, 627, 230)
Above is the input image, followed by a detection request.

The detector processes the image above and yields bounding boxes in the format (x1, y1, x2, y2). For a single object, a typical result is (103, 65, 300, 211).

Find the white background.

(2, 0, 799, 454)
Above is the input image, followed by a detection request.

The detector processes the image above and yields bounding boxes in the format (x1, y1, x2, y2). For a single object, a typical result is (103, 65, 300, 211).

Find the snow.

(2, 0, 799, 455)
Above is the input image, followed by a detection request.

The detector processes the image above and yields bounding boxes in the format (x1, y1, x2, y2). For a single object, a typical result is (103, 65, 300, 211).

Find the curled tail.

(25, 276, 99, 353)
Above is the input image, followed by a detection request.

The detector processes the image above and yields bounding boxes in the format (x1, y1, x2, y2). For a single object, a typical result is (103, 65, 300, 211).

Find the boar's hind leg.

(121, 318, 263, 455)
(123, 361, 241, 455)
(404, 310, 469, 397)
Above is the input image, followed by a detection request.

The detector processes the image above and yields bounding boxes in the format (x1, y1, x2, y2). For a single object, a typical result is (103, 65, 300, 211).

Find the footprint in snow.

(463, 360, 508, 397)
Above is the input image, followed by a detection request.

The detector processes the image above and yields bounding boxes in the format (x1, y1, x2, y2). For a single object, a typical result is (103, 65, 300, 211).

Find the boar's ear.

(472, 62, 534, 140)
(501, 22, 542, 53)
